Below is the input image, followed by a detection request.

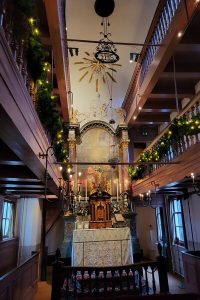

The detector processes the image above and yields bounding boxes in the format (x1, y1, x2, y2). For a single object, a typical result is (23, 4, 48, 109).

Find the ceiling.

(65, 0, 159, 127)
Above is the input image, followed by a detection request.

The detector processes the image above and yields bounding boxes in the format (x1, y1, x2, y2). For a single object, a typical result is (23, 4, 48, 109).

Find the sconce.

(139, 181, 159, 209)
(129, 52, 140, 63)
(68, 47, 79, 57)
(191, 173, 200, 196)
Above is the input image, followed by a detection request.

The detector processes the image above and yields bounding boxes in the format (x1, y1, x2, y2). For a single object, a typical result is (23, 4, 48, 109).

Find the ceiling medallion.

(95, 18, 119, 64)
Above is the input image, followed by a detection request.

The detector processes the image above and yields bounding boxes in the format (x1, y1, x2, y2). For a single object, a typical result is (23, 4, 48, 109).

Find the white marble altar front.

(72, 227, 133, 267)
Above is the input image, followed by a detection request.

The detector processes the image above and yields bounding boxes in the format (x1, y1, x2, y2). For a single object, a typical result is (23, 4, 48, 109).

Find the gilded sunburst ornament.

(75, 52, 121, 92)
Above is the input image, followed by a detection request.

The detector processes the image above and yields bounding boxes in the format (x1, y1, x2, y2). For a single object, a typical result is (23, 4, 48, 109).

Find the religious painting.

(77, 127, 119, 195)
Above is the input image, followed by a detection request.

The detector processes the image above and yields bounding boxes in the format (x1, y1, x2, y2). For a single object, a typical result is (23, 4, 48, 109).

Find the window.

(156, 207, 163, 242)
(2, 201, 14, 238)
(170, 199, 185, 246)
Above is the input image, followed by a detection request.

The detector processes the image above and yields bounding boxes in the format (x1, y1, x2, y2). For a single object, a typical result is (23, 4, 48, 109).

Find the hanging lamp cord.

(172, 55, 179, 114)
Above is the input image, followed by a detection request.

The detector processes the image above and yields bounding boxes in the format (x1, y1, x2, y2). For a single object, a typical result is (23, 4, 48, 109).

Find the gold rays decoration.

(75, 52, 121, 92)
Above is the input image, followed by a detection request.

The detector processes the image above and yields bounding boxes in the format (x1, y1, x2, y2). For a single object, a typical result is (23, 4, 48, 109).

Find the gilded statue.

(115, 108, 126, 125)
(69, 108, 79, 124)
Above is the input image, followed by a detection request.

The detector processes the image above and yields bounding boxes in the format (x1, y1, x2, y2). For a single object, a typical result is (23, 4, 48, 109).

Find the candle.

(191, 173, 195, 183)
(116, 180, 119, 202)
(85, 179, 87, 201)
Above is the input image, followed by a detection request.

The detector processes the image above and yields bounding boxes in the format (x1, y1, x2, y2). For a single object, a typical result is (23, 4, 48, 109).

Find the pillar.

(116, 125, 130, 192)
(67, 123, 80, 193)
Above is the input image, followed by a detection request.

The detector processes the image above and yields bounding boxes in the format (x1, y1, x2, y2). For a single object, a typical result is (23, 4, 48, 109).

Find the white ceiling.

(66, 0, 159, 126)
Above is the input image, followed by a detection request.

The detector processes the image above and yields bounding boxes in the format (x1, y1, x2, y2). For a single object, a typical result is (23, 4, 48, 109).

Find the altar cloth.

(72, 227, 133, 267)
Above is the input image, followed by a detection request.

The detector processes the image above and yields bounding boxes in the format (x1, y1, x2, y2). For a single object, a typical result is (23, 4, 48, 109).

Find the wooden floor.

(33, 267, 52, 300)
(33, 268, 187, 300)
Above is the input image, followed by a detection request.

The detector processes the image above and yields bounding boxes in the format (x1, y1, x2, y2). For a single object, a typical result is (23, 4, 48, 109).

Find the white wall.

(46, 216, 64, 255)
(15, 198, 42, 262)
(136, 206, 158, 259)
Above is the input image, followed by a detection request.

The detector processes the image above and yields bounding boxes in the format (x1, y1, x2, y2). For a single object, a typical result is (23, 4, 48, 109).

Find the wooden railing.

(51, 256, 169, 300)
(139, 0, 181, 87)
(0, 0, 37, 104)
(0, 238, 18, 276)
(0, 252, 39, 300)
(135, 93, 200, 178)
(124, 0, 182, 111)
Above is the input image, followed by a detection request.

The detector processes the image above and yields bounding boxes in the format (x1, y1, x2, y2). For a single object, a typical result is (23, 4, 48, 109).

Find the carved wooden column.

(116, 125, 130, 192)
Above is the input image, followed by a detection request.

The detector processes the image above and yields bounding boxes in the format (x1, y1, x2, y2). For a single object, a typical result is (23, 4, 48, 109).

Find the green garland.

(129, 113, 200, 181)
(10, 4, 68, 163)
(36, 77, 68, 163)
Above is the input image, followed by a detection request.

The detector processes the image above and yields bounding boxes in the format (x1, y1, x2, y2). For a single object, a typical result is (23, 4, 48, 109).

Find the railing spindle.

(151, 266, 156, 294)
(144, 266, 149, 295)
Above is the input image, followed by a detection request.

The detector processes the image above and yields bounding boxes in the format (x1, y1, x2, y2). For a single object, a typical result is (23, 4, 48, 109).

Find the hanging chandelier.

(94, 0, 119, 64)
(95, 18, 119, 64)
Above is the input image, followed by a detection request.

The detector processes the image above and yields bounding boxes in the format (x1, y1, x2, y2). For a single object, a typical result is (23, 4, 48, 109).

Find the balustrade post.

(17, 39, 24, 73)
(157, 243, 169, 294)
(51, 260, 64, 300)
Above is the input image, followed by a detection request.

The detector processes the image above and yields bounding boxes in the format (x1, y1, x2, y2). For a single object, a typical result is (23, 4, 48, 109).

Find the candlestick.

(85, 178, 87, 201)
(116, 180, 119, 202)
(191, 172, 195, 183)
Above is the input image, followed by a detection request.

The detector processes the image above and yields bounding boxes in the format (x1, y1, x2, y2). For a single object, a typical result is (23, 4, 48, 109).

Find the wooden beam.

(5, 189, 45, 193)
(5, 193, 58, 199)
(0, 160, 25, 166)
(160, 72, 200, 79)
(131, 113, 170, 124)
(144, 100, 177, 110)
(142, 108, 175, 113)
(176, 43, 200, 52)
(0, 184, 44, 188)
(149, 93, 193, 99)
(44, 0, 70, 121)
(0, 177, 42, 182)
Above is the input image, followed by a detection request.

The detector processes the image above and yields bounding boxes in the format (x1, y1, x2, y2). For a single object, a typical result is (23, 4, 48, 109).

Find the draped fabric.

(72, 227, 133, 267)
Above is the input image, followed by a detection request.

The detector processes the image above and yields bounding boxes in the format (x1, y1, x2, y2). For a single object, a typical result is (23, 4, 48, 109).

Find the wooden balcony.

(123, 0, 200, 125)
(131, 92, 200, 196)
(0, 24, 61, 196)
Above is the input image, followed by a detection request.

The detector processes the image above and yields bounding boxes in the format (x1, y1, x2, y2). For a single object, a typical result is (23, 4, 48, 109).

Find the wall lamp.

(191, 173, 200, 196)
(129, 52, 140, 63)
(68, 47, 79, 57)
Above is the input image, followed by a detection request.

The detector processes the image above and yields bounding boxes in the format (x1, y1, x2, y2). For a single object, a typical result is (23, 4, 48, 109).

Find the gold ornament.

(75, 52, 121, 92)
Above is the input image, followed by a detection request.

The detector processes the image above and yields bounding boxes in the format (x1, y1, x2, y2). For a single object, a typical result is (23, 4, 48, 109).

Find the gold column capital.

(119, 139, 130, 149)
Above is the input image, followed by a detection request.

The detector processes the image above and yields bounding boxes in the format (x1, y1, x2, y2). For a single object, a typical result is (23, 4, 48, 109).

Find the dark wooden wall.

(0, 253, 39, 300)
(0, 238, 18, 276)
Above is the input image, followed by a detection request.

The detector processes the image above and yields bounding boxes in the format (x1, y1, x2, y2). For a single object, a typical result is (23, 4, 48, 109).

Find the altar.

(72, 227, 133, 267)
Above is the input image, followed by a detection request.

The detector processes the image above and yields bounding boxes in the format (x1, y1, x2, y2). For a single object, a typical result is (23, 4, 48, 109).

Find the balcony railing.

(124, 0, 182, 111)
(139, 0, 181, 86)
(130, 93, 200, 180)
(0, 0, 37, 104)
